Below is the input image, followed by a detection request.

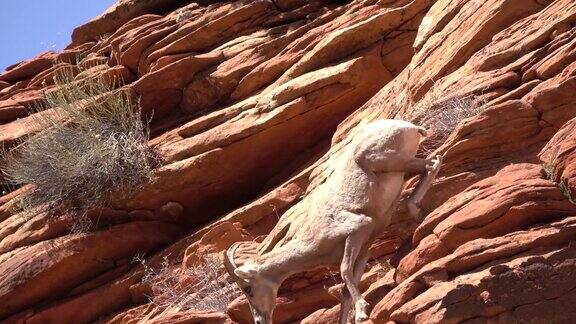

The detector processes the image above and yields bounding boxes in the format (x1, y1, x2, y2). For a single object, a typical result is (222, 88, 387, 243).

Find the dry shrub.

(134, 254, 241, 320)
(399, 83, 486, 156)
(542, 161, 576, 205)
(0, 67, 159, 223)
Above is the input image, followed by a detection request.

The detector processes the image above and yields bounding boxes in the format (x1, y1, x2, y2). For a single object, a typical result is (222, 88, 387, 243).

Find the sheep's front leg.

(340, 217, 373, 323)
(339, 249, 370, 324)
(352, 251, 370, 323)
(339, 286, 352, 324)
(407, 155, 442, 221)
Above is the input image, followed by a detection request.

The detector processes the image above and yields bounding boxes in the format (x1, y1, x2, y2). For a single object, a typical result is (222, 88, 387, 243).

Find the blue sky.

(0, 1, 116, 72)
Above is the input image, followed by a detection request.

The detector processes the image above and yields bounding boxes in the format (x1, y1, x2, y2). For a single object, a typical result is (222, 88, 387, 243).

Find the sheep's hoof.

(355, 299, 370, 323)
(430, 155, 443, 171)
(426, 158, 441, 172)
(355, 312, 369, 323)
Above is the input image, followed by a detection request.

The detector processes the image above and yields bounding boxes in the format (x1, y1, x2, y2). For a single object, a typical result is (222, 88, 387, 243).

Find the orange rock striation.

(0, 0, 576, 323)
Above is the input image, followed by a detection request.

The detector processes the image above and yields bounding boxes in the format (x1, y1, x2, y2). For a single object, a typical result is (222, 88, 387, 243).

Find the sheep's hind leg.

(340, 215, 373, 323)
(407, 155, 442, 221)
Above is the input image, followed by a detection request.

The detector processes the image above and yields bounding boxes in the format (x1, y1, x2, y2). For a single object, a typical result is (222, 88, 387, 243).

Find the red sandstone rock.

(0, 51, 57, 84)
(0, 221, 181, 319)
(372, 215, 576, 322)
(0, 100, 27, 124)
(540, 116, 576, 196)
(1, 0, 576, 323)
(70, 0, 190, 46)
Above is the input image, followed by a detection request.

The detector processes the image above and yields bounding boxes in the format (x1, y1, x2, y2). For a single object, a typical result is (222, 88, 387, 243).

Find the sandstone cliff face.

(1, 0, 576, 323)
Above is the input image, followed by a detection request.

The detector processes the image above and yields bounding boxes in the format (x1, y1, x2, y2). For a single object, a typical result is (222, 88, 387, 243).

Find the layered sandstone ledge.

(1, 0, 576, 323)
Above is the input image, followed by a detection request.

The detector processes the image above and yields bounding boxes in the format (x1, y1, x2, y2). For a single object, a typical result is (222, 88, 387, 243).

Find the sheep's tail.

(417, 126, 427, 137)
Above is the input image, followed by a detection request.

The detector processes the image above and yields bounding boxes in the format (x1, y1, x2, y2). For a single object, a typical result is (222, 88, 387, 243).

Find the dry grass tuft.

(0, 67, 159, 222)
(133, 254, 241, 320)
(399, 83, 486, 156)
(542, 162, 576, 205)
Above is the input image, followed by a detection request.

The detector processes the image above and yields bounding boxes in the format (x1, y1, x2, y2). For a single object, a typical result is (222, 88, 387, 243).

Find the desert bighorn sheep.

(224, 119, 442, 324)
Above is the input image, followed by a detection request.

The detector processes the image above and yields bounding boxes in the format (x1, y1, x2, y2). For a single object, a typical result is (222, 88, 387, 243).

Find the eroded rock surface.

(1, 0, 576, 323)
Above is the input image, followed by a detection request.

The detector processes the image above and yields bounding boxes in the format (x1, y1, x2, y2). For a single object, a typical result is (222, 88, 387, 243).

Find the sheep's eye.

(244, 286, 253, 297)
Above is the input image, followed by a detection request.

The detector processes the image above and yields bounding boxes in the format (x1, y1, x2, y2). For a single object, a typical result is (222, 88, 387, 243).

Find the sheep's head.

(224, 243, 277, 324)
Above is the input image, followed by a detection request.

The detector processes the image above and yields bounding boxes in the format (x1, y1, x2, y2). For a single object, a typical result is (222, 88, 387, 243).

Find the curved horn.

(224, 242, 244, 282)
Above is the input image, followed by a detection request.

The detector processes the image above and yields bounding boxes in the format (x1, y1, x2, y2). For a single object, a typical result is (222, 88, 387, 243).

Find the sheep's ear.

(234, 264, 257, 280)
